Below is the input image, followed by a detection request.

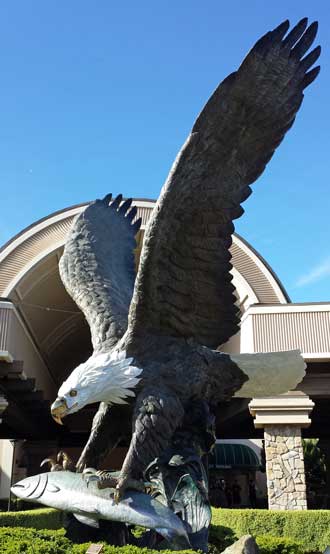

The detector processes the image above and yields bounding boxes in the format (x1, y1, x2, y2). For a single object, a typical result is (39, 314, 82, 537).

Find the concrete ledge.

(249, 392, 314, 428)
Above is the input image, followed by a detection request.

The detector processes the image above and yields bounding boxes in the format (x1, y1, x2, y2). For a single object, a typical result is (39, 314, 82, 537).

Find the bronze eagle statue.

(51, 19, 320, 499)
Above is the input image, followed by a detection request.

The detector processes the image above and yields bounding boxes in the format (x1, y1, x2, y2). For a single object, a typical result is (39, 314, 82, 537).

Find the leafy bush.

(2, 507, 330, 552)
(0, 508, 63, 529)
(0, 527, 195, 554)
(211, 508, 330, 552)
(70, 546, 193, 554)
(0, 527, 71, 554)
(208, 523, 237, 551)
(256, 535, 304, 554)
(0, 526, 308, 554)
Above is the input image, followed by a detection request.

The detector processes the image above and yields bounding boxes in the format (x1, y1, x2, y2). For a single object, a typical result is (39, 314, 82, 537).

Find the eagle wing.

(59, 194, 141, 353)
(127, 19, 320, 348)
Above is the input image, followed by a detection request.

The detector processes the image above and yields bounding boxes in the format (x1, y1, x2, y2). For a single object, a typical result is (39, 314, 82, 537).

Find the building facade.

(0, 199, 329, 509)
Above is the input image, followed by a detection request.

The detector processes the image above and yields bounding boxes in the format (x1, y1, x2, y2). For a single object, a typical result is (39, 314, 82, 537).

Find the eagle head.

(51, 351, 142, 425)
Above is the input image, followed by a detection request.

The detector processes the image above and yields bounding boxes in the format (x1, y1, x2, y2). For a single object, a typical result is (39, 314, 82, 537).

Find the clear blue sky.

(0, 1, 329, 303)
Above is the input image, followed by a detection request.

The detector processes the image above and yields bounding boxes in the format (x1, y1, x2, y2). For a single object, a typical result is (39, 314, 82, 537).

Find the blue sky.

(0, 1, 329, 303)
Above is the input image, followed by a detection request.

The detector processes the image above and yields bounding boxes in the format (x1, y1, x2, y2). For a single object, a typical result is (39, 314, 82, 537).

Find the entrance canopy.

(209, 443, 261, 470)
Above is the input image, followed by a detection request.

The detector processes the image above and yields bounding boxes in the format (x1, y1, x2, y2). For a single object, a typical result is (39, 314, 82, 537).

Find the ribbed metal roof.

(0, 200, 288, 304)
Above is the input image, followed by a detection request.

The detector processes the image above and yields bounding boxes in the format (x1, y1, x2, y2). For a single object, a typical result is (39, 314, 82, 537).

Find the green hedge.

(256, 536, 304, 554)
(0, 527, 194, 554)
(211, 508, 330, 552)
(0, 508, 63, 529)
(2, 508, 330, 552)
(0, 527, 307, 554)
(0, 527, 310, 554)
(209, 524, 305, 554)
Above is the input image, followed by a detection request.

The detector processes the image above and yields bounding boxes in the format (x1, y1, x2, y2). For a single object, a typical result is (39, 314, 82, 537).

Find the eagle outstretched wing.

(59, 194, 141, 353)
(127, 18, 320, 349)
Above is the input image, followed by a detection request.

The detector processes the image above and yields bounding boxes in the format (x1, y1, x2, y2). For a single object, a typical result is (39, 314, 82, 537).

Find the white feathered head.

(51, 351, 142, 425)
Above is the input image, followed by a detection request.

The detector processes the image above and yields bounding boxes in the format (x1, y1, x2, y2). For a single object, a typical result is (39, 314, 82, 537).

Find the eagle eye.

(69, 389, 77, 397)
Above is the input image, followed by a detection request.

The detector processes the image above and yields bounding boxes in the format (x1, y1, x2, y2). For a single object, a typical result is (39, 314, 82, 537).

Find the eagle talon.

(114, 487, 121, 504)
(113, 475, 145, 503)
(40, 451, 75, 472)
(82, 468, 120, 489)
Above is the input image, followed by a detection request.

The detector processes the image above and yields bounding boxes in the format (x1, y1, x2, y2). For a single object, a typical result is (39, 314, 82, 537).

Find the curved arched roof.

(0, 199, 289, 302)
(0, 199, 289, 385)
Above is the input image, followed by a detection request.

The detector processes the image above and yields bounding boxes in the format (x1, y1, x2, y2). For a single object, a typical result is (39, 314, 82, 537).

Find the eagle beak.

(51, 398, 68, 426)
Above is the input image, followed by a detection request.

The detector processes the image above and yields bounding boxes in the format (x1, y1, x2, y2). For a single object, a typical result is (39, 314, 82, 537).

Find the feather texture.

(120, 387, 185, 479)
(57, 351, 143, 410)
(127, 19, 320, 348)
(59, 195, 141, 352)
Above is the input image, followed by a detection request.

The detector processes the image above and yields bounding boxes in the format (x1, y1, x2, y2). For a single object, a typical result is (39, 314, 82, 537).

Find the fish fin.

(73, 513, 100, 528)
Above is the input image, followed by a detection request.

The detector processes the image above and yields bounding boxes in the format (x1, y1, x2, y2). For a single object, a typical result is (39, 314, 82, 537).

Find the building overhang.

(241, 302, 330, 361)
(209, 442, 261, 470)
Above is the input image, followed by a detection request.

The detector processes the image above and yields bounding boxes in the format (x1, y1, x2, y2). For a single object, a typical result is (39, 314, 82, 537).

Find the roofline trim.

(245, 303, 330, 315)
(231, 267, 259, 306)
(0, 199, 156, 259)
(2, 241, 65, 297)
(0, 198, 289, 304)
(233, 233, 289, 304)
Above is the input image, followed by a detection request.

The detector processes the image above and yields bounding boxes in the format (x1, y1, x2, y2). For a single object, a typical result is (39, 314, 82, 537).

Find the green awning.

(209, 443, 261, 470)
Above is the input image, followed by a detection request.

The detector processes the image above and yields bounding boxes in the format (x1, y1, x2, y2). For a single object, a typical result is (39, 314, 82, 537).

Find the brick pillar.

(249, 392, 314, 510)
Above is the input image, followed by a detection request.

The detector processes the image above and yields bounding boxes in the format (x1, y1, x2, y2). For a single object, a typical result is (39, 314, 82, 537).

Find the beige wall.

(0, 301, 56, 400)
(0, 440, 13, 499)
(241, 304, 330, 360)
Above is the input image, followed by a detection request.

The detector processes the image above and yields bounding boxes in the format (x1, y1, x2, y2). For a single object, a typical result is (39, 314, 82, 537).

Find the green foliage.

(0, 508, 63, 529)
(212, 508, 330, 552)
(0, 527, 71, 554)
(0, 527, 195, 554)
(303, 439, 326, 497)
(67, 545, 194, 554)
(2, 507, 330, 552)
(208, 524, 237, 551)
(0, 526, 308, 554)
(256, 535, 304, 554)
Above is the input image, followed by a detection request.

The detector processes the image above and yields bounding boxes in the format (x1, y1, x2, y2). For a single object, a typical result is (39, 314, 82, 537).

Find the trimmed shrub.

(256, 535, 304, 554)
(0, 527, 195, 554)
(208, 523, 237, 551)
(211, 508, 330, 552)
(0, 527, 71, 554)
(2, 507, 330, 552)
(0, 508, 63, 529)
(0, 526, 308, 554)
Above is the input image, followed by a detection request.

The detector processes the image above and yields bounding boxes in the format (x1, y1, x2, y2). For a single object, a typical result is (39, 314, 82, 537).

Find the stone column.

(249, 392, 314, 510)
(264, 425, 307, 509)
